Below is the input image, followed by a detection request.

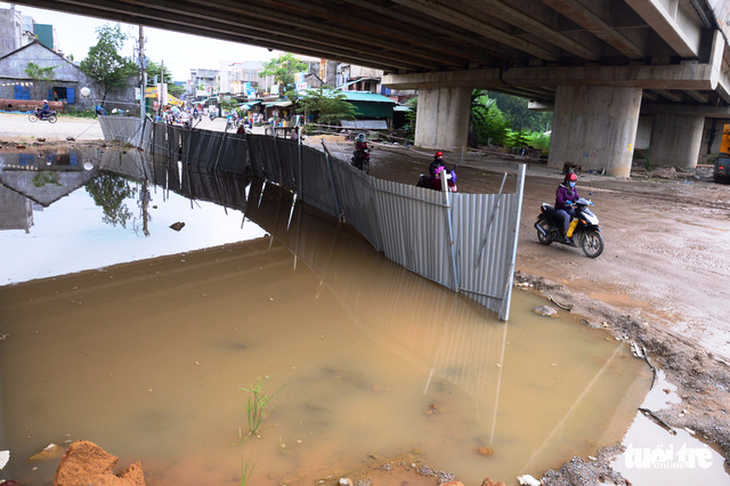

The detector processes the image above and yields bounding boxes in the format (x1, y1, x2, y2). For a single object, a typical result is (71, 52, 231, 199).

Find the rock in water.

(533, 305, 557, 317)
(28, 443, 63, 462)
(54, 440, 146, 485)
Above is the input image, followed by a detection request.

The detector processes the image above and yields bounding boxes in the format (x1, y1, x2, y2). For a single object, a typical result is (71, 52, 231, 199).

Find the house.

(339, 90, 398, 130)
(0, 40, 133, 112)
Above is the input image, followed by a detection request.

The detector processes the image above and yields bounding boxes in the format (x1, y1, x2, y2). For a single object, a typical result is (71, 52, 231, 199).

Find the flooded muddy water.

(0, 149, 653, 484)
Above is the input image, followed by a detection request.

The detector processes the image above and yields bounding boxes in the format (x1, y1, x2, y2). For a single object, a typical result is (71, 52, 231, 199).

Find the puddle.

(613, 370, 730, 485)
(0, 149, 654, 484)
(0, 149, 265, 285)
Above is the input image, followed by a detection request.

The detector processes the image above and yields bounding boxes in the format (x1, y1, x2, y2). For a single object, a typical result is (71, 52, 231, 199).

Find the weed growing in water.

(240, 458, 255, 486)
(240, 376, 283, 439)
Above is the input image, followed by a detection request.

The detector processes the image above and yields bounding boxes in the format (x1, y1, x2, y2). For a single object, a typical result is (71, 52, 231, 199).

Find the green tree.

(468, 91, 511, 147)
(259, 53, 308, 100)
(85, 172, 137, 228)
(145, 61, 185, 99)
(80, 24, 137, 103)
(296, 86, 355, 125)
(25, 62, 58, 100)
(486, 91, 552, 132)
(402, 96, 418, 141)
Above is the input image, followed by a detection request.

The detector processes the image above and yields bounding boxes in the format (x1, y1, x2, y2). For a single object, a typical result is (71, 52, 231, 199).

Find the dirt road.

(339, 140, 730, 362)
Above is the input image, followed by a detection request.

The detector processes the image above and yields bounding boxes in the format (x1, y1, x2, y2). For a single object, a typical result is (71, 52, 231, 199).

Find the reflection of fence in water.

(98, 117, 525, 320)
(243, 180, 507, 421)
(246, 133, 526, 321)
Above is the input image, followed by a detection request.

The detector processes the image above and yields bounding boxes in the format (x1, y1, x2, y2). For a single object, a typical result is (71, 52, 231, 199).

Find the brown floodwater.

(0, 149, 654, 485)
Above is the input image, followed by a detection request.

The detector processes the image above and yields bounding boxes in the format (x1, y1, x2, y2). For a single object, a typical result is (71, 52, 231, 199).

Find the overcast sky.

(2, 2, 280, 81)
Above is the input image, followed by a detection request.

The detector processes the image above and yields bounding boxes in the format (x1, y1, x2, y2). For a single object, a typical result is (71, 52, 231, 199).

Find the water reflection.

(0, 148, 264, 285)
(0, 149, 651, 485)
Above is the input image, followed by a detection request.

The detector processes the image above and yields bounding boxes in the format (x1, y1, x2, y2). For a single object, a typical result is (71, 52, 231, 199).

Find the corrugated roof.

(339, 90, 396, 104)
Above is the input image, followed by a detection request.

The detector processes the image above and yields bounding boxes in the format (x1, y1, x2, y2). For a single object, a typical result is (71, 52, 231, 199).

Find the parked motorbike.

(350, 147, 370, 173)
(417, 168, 457, 192)
(29, 107, 57, 123)
(534, 195, 604, 258)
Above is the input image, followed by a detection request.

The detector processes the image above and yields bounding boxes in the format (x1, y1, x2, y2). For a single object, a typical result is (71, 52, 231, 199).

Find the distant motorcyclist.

(555, 172, 580, 243)
(40, 99, 50, 116)
(352, 133, 369, 170)
(355, 133, 368, 152)
(429, 151, 445, 178)
(427, 151, 457, 191)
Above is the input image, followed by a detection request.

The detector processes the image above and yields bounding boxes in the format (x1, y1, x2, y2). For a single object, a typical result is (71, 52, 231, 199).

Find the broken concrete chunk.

(533, 305, 557, 317)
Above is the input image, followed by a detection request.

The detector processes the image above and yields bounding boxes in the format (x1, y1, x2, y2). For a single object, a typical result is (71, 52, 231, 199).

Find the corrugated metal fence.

(99, 117, 525, 320)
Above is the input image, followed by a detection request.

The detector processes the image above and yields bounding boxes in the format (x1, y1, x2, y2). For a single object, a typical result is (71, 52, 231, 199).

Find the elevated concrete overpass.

(15, 0, 730, 175)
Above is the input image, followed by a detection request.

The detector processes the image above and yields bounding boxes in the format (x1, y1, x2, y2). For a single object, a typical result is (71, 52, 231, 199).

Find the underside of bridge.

(14, 0, 730, 175)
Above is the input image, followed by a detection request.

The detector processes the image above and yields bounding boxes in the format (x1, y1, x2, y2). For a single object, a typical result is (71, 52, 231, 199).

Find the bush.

(64, 106, 97, 119)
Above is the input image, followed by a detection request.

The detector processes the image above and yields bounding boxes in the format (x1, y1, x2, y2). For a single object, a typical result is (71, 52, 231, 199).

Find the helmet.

(43, 99, 47, 103)
(434, 151, 443, 158)
(565, 172, 578, 182)
(357, 133, 365, 142)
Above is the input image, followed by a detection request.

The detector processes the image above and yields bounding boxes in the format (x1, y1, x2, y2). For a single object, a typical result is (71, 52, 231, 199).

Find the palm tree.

(468, 89, 498, 148)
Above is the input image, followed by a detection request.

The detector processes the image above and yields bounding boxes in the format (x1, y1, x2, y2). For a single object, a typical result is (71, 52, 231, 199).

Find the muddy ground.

(2, 125, 729, 484)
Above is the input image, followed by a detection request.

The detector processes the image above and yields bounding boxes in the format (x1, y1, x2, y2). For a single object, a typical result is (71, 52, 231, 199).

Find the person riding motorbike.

(429, 151, 445, 178)
(355, 133, 368, 152)
(555, 172, 580, 244)
(427, 151, 457, 191)
(40, 99, 50, 117)
(352, 133, 369, 170)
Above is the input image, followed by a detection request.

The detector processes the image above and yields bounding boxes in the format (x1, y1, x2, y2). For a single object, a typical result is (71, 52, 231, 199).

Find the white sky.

(2, 2, 280, 81)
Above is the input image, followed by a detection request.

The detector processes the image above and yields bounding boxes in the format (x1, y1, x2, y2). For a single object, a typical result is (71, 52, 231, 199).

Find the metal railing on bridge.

(99, 116, 525, 320)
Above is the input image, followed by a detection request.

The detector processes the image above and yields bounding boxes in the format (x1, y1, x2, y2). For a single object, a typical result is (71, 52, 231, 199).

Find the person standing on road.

(555, 172, 580, 243)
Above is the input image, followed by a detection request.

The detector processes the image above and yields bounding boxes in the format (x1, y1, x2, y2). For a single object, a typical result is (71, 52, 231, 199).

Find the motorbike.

(534, 195, 604, 258)
(209, 111, 216, 121)
(417, 168, 457, 192)
(29, 107, 57, 123)
(350, 147, 370, 173)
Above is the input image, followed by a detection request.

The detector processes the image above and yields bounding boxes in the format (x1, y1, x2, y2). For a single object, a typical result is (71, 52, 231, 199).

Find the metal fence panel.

(103, 120, 524, 320)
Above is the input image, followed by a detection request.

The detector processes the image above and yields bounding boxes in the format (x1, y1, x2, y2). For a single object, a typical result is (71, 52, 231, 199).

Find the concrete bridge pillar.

(414, 87, 471, 152)
(649, 114, 704, 168)
(549, 85, 643, 177)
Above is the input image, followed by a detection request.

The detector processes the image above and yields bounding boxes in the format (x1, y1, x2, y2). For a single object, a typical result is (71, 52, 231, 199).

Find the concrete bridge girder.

(384, 29, 728, 174)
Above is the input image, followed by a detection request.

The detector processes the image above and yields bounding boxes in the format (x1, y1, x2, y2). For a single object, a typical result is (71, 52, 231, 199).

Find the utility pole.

(139, 25, 146, 120)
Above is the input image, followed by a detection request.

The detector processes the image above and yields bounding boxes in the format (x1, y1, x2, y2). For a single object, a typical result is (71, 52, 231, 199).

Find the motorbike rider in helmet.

(428, 151, 457, 191)
(355, 133, 368, 151)
(429, 151, 445, 178)
(353, 133, 369, 170)
(555, 172, 580, 244)
(40, 99, 50, 117)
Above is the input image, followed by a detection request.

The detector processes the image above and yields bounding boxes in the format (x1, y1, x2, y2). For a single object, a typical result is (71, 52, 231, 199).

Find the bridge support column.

(549, 85, 642, 177)
(649, 114, 704, 168)
(414, 87, 470, 152)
